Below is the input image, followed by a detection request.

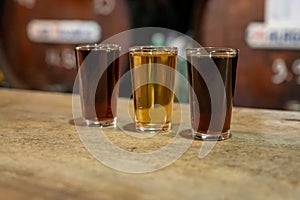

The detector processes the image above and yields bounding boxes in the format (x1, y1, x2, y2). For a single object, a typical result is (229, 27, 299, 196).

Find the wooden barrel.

(0, 0, 130, 92)
(193, 0, 300, 110)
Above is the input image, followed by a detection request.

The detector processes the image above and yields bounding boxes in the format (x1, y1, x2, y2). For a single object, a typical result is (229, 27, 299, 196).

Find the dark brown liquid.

(75, 49, 120, 121)
(187, 54, 238, 133)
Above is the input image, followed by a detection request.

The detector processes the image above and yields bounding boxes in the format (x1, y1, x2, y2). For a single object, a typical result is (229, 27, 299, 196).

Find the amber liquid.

(130, 52, 177, 132)
(187, 54, 238, 133)
(76, 49, 120, 124)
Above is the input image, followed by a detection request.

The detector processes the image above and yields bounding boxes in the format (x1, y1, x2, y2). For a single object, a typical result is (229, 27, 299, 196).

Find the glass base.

(194, 130, 231, 141)
(136, 122, 171, 133)
(85, 117, 116, 127)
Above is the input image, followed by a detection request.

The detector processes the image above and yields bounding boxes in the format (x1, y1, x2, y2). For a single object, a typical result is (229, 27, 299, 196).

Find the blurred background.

(0, 0, 299, 111)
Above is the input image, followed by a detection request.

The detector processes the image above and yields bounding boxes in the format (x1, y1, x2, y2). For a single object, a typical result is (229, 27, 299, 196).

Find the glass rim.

(186, 47, 239, 56)
(75, 43, 121, 51)
(129, 46, 178, 53)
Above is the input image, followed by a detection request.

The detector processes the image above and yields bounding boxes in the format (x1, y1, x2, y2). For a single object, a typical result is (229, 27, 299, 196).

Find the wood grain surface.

(0, 88, 299, 199)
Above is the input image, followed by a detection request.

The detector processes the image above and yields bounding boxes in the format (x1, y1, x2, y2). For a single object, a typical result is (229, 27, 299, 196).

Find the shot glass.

(129, 46, 178, 133)
(186, 47, 238, 140)
(75, 43, 120, 127)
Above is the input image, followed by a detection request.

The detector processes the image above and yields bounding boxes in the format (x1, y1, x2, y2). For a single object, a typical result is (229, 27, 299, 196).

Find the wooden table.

(0, 88, 299, 199)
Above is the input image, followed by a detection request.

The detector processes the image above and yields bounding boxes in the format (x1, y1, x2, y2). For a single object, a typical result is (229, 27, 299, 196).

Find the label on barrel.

(265, 0, 300, 25)
(27, 20, 102, 44)
(245, 22, 300, 50)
